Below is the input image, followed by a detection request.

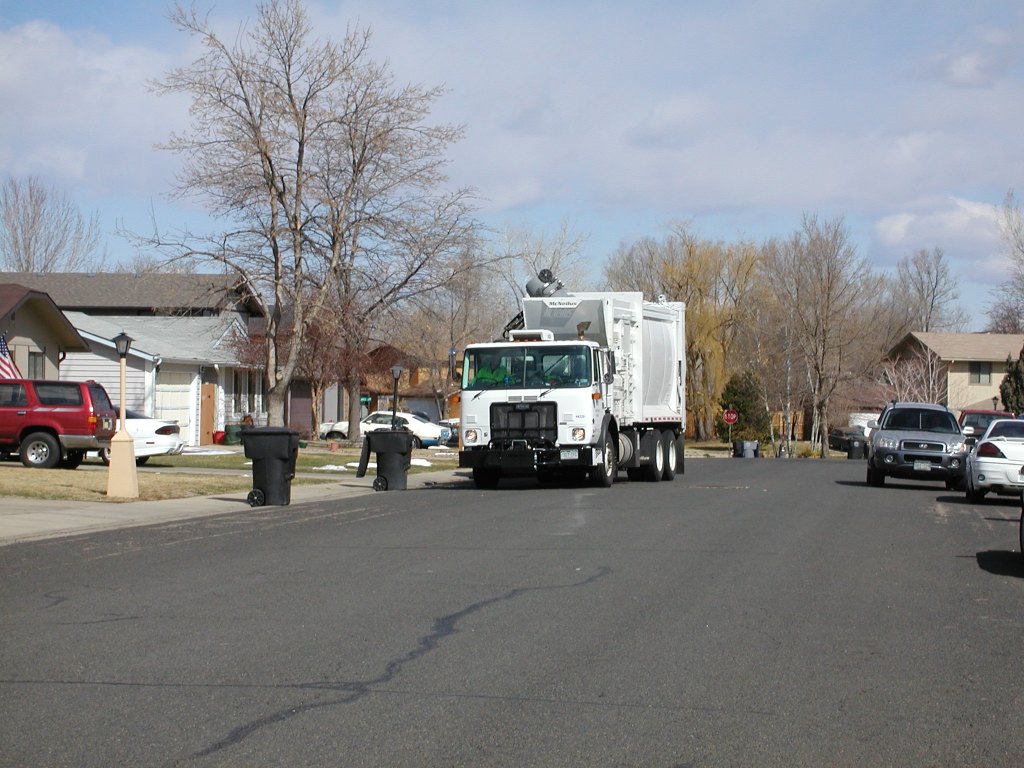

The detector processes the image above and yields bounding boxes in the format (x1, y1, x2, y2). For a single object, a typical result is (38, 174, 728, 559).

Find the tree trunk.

(266, 383, 288, 427)
(346, 378, 363, 441)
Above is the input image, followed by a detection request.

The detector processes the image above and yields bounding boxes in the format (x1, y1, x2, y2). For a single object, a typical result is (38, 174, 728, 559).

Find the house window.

(27, 351, 44, 379)
(969, 361, 992, 385)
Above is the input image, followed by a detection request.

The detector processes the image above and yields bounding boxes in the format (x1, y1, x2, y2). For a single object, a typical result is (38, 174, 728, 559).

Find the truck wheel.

(472, 468, 500, 489)
(99, 447, 111, 466)
(661, 432, 677, 481)
(645, 431, 665, 482)
(20, 432, 61, 469)
(590, 432, 617, 487)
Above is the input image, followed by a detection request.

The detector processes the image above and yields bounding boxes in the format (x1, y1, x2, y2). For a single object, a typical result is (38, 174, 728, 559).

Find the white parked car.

(320, 410, 451, 448)
(964, 418, 1024, 502)
(97, 408, 185, 466)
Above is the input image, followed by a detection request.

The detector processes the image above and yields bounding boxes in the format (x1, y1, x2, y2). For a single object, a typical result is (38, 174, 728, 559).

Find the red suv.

(0, 379, 117, 468)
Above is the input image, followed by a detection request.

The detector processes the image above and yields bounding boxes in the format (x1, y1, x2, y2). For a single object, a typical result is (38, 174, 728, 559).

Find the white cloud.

(0, 20, 186, 195)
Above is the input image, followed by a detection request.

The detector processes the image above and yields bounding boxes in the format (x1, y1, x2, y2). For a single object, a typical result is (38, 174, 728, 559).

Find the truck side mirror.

(604, 372, 614, 385)
(448, 346, 458, 381)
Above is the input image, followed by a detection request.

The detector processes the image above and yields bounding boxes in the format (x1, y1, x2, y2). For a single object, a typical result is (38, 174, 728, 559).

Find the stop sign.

(723, 409, 738, 425)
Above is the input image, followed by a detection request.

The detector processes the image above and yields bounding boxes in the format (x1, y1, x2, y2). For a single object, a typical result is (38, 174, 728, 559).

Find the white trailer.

(457, 273, 685, 489)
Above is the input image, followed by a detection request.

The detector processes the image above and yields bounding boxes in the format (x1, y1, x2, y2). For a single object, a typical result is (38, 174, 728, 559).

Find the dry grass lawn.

(0, 465, 264, 503)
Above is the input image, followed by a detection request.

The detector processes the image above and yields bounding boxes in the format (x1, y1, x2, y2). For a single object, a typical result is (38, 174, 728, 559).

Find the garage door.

(155, 371, 193, 429)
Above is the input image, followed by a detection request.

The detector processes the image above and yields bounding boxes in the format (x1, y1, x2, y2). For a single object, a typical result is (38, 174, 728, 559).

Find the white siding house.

(61, 312, 262, 446)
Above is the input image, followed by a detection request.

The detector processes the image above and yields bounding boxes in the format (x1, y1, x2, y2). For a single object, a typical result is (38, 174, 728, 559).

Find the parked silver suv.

(865, 402, 968, 488)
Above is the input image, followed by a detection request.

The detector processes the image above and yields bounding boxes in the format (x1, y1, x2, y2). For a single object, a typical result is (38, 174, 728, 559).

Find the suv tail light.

(977, 442, 1006, 459)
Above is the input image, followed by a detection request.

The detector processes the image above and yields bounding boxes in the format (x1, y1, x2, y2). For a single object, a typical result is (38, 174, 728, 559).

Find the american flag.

(0, 333, 21, 379)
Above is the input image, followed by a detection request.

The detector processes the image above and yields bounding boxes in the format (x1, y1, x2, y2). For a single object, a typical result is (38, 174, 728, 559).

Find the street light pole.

(106, 330, 138, 499)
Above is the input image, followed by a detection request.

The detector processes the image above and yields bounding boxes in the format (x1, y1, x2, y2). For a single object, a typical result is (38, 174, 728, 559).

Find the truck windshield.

(463, 345, 592, 390)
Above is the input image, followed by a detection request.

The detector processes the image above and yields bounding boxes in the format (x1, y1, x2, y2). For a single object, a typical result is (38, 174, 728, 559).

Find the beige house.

(887, 332, 1024, 411)
(0, 284, 90, 377)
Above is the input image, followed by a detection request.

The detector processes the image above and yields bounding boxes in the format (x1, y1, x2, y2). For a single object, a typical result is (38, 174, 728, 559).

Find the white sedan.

(320, 411, 450, 448)
(97, 409, 185, 466)
(964, 418, 1024, 502)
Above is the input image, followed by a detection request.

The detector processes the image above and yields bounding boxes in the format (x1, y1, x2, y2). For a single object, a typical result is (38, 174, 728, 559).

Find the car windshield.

(463, 345, 592, 390)
(881, 408, 959, 434)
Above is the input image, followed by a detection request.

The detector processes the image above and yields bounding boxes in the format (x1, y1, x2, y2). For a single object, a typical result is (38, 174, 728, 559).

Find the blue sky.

(2, 1, 1023, 326)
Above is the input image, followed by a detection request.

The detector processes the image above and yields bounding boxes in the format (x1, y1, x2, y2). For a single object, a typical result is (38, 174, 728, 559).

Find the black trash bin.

(240, 427, 300, 506)
(847, 438, 865, 459)
(356, 429, 414, 491)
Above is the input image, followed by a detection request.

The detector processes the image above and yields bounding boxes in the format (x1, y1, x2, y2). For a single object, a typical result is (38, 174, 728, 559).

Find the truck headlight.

(571, 427, 586, 441)
(877, 437, 899, 450)
(464, 428, 479, 444)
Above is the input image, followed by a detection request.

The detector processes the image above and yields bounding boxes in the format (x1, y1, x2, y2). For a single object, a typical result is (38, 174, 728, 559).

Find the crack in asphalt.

(186, 565, 612, 761)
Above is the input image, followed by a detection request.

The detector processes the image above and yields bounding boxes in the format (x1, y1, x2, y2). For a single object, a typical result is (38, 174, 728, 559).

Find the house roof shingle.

(64, 312, 250, 366)
(901, 332, 1024, 362)
(0, 272, 263, 317)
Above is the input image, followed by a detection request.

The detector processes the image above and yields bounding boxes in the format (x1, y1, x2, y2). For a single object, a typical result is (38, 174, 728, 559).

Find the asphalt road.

(2, 457, 1023, 767)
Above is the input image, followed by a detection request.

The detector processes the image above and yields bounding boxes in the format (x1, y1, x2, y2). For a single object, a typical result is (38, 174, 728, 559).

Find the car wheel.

(1019, 499, 1024, 555)
(661, 431, 677, 481)
(60, 449, 85, 469)
(589, 431, 617, 488)
(866, 463, 885, 487)
(136, 456, 150, 466)
(411, 436, 422, 449)
(99, 447, 112, 466)
(326, 431, 345, 440)
(20, 432, 61, 469)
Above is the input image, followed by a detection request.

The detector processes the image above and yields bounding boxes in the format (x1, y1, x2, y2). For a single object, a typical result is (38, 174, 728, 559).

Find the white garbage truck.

(456, 271, 686, 489)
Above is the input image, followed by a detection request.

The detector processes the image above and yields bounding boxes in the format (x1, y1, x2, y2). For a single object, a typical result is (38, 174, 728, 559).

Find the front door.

(200, 382, 216, 445)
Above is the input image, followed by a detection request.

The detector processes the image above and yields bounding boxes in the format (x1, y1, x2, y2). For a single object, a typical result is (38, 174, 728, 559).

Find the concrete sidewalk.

(0, 468, 468, 547)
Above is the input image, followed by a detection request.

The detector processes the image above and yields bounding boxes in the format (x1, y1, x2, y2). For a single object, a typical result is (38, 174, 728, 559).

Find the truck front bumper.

(460, 445, 596, 475)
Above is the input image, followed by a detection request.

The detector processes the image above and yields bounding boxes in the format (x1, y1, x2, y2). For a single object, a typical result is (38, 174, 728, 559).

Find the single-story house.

(62, 312, 264, 446)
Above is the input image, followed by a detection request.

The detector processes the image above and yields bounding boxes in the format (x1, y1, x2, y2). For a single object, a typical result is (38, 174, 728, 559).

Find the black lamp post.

(390, 365, 403, 428)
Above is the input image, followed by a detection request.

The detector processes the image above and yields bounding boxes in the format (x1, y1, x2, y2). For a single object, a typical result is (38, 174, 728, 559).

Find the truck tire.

(20, 432, 61, 469)
(589, 432, 617, 487)
(472, 468, 500, 489)
(661, 431, 676, 481)
(644, 430, 665, 482)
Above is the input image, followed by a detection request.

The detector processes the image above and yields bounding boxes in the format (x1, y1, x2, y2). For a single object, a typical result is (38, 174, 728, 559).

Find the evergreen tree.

(999, 345, 1024, 415)
(717, 370, 770, 442)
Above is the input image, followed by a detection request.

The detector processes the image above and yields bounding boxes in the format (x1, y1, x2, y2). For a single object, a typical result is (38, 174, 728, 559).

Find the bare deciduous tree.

(895, 247, 967, 333)
(987, 191, 1024, 332)
(0, 175, 106, 272)
(880, 346, 947, 403)
(764, 213, 880, 456)
(142, 0, 477, 429)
